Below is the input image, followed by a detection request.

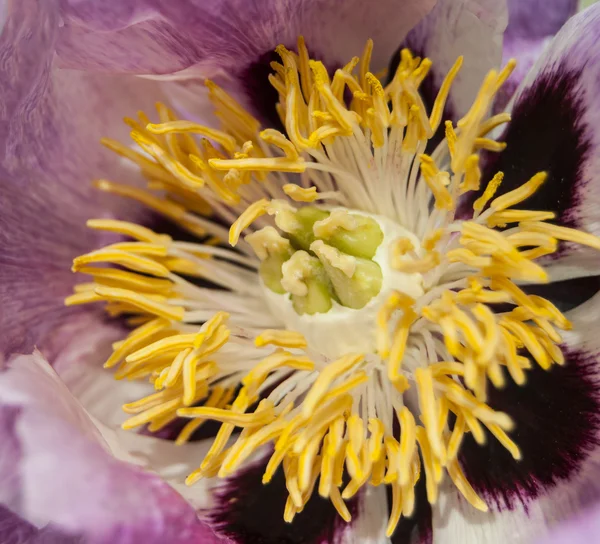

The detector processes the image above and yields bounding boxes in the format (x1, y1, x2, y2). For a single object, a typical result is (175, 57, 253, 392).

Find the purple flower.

(3, 1, 600, 543)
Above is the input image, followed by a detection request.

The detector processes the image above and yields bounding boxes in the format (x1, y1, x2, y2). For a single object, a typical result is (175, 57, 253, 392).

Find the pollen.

(66, 36, 600, 538)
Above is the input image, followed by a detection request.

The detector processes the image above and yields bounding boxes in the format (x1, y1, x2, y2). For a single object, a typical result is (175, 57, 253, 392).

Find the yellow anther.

(419, 155, 453, 210)
(358, 38, 374, 91)
(487, 210, 555, 227)
(393, 250, 440, 274)
(490, 172, 547, 211)
(94, 180, 186, 222)
(415, 367, 445, 461)
(474, 137, 506, 152)
(125, 333, 197, 364)
(77, 267, 173, 295)
(302, 354, 364, 416)
(445, 121, 457, 158)
(86, 219, 171, 245)
(260, 129, 300, 160)
(388, 302, 417, 382)
(519, 221, 600, 251)
(146, 121, 238, 154)
(461, 155, 481, 194)
(478, 112, 511, 137)
(131, 131, 206, 190)
(93, 286, 184, 321)
(209, 156, 306, 173)
(447, 459, 488, 512)
(492, 58, 517, 95)
(473, 172, 504, 212)
(108, 242, 169, 257)
(415, 426, 440, 504)
(72, 248, 170, 278)
(430, 56, 463, 132)
(229, 199, 270, 246)
(283, 184, 319, 202)
(100, 137, 174, 183)
(243, 351, 314, 393)
(376, 291, 405, 357)
(255, 330, 308, 349)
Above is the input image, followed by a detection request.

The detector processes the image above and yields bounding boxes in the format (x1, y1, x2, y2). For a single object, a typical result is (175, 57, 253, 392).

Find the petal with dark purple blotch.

(209, 455, 360, 543)
(452, 290, 600, 540)
(396, 0, 507, 148)
(479, 4, 600, 280)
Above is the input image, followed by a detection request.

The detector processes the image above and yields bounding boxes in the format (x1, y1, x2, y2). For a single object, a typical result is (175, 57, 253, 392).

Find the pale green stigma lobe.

(251, 206, 384, 314)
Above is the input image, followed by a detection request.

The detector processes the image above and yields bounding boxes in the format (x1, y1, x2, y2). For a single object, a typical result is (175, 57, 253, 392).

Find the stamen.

(67, 37, 600, 537)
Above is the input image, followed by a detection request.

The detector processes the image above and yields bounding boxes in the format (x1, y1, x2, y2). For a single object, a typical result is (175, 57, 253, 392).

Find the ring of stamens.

(66, 37, 600, 537)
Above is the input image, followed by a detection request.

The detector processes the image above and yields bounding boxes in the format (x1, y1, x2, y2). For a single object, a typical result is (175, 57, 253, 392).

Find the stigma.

(65, 36, 600, 538)
(257, 206, 424, 357)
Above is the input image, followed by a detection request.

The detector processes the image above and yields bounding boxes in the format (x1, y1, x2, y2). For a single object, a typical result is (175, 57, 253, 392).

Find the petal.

(208, 455, 362, 543)
(389, 477, 433, 543)
(495, 0, 578, 111)
(0, 0, 163, 358)
(537, 503, 600, 544)
(431, 483, 545, 543)
(450, 289, 600, 541)
(0, 351, 223, 543)
(398, 0, 507, 145)
(480, 4, 600, 277)
(57, 0, 437, 76)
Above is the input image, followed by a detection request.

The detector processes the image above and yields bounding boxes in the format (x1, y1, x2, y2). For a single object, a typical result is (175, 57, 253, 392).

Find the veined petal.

(398, 0, 507, 143)
(495, 0, 578, 110)
(208, 454, 363, 543)
(479, 4, 600, 280)
(0, 0, 163, 358)
(57, 0, 437, 76)
(431, 483, 545, 543)
(450, 289, 600, 542)
(0, 351, 223, 543)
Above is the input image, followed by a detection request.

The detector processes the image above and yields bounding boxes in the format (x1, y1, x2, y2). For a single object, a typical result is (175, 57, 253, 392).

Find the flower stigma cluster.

(66, 37, 600, 536)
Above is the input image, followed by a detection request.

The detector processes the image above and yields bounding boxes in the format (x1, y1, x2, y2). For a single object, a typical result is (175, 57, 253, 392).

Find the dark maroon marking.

(479, 66, 591, 230)
(389, 475, 433, 544)
(459, 349, 600, 510)
(241, 50, 285, 133)
(523, 276, 600, 313)
(210, 457, 359, 544)
(387, 46, 456, 153)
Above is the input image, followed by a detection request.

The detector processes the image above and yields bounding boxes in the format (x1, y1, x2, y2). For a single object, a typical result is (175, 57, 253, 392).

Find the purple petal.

(57, 0, 437, 76)
(399, 0, 507, 146)
(441, 288, 600, 541)
(537, 503, 600, 544)
(0, 352, 224, 544)
(495, 0, 578, 111)
(0, 0, 163, 358)
(0, 505, 84, 544)
(479, 4, 600, 275)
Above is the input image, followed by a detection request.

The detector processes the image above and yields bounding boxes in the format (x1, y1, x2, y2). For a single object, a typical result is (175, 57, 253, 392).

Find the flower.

(2, 1, 599, 543)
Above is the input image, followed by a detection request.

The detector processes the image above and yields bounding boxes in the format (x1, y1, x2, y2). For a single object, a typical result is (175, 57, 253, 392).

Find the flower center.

(256, 206, 423, 357)
(65, 36, 600, 538)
